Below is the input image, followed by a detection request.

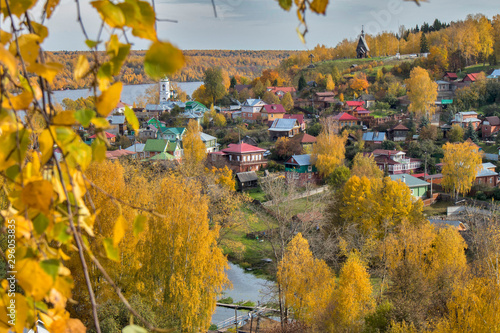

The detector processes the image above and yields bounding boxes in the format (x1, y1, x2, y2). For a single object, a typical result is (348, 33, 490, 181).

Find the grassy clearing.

(423, 200, 450, 216)
(245, 187, 267, 202)
(221, 203, 276, 279)
(478, 143, 498, 154)
(460, 63, 499, 77)
(273, 193, 326, 216)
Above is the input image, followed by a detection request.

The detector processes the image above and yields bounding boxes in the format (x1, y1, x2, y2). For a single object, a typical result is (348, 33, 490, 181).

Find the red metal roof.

(444, 72, 458, 79)
(354, 106, 368, 111)
(267, 86, 296, 94)
(262, 104, 286, 114)
(89, 132, 116, 139)
(391, 124, 409, 131)
(463, 73, 481, 82)
(283, 114, 304, 124)
(222, 143, 266, 154)
(346, 101, 364, 107)
(332, 112, 359, 121)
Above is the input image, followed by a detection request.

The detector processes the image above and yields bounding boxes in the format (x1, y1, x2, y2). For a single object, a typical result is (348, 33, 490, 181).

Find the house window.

(410, 189, 415, 195)
(308, 166, 312, 172)
(308, 174, 312, 179)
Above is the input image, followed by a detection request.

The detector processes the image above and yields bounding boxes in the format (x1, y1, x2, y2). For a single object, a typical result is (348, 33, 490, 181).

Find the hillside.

(47, 49, 296, 90)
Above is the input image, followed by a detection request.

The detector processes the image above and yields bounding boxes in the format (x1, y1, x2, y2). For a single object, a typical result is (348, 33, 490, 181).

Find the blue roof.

(487, 69, 500, 78)
(244, 99, 263, 106)
(287, 154, 311, 166)
(124, 143, 145, 153)
(362, 132, 386, 142)
(269, 118, 298, 131)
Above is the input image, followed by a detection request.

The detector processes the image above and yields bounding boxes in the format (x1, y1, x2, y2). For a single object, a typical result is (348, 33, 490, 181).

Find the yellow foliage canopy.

(441, 141, 482, 198)
(405, 66, 438, 117)
(311, 126, 347, 177)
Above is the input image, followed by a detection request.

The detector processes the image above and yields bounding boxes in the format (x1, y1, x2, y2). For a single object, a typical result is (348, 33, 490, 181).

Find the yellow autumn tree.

(351, 153, 383, 179)
(350, 72, 369, 93)
(442, 141, 482, 199)
(324, 254, 374, 332)
(325, 74, 335, 91)
(183, 119, 207, 176)
(139, 174, 229, 332)
(311, 119, 347, 177)
(405, 67, 438, 118)
(277, 233, 335, 326)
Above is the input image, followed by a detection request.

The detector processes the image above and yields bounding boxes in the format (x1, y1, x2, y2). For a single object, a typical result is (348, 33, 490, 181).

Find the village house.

(261, 104, 286, 123)
(362, 132, 386, 147)
(106, 115, 126, 136)
(143, 139, 170, 158)
(209, 143, 267, 173)
(200, 132, 219, 153)
(158, 127, 186, 141)
(124, 143, 146, 159)
(462, 73, 481, 83)
(351, 106, 372, 119)
(268, 118, 301, 141)
(236, 171, 259, 190)
(138, 124, 158, 140)
(344, 101, 365, 111)
(283, 114, 306, 132)
(284, 154, 321, 186)
(443, 72, 458, 81)
(241, 99, 267, 123)
(360, 94, 376, 108)
(452, 111, 481, 130)
(89, 131, 116, 144)
(331, 112, 359, 129)
(368, 149, 422, 175)
(390, 174, 430, 199)
(266, 86, 296, 98)
(291, 132, 316, 150)
(481, 116, 500, 138)
(314, 91, 336, 109)
(106, 149, 137, 160)
(475, 163, 499, 187)
(387, 124, 410, 142)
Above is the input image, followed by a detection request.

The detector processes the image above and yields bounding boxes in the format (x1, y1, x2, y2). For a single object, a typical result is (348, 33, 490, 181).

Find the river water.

(49, 82, 203, 105)
(211, 263, 272, 325)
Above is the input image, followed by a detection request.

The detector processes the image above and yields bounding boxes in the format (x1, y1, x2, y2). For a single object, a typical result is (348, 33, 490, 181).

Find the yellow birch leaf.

(14, 293, 28, 333)
(124, 106, 139, 132)
(27, 62, 64, 83)
(21, 180, 54, 214)
(91, 137, 107, 162)
(0, 31, 12, 44)
(53, 111, 76, 126)
(91, 0, 126, 28)
(0, 0, 36, 18)
(90, 117, 110, 129)
(17, 258, 53, 301)
(73, 55, 89, 80)
(96, 82, 122, 116)
(64, 319, 86, 333)
(113, 215, 126, 247)
(144, 41, 185, 79)
(0, 43, 17, 76)
(2, 91, 32, 110)
(310, 0, 328, 14)
(44, 0, 61, 18)
(39, 129, 54, 166)
(31, 22, 49, 41)
(11, 34, 40, 64)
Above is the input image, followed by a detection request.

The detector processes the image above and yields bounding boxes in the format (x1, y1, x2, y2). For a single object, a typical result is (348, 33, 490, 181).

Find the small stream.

(211, 263, 273, 325)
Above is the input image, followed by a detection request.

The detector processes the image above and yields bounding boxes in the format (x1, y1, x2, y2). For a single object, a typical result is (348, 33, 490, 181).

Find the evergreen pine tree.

(298, 75, 307, 91)
(230, 76, 237, 89)
(420, 33, 429, 53)
(419, 116, 429, 128)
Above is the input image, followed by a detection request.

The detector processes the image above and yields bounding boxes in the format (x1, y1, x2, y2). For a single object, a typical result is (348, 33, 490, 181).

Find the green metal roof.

(144, 139, 168, 152)
(166, 140, 179, 152)
(389, 174, 430, 188)
(442, 99, 453, 104)
(185, 101, 208, 112)
(161, 127, 186, 136)
(148, 152, 175, 160)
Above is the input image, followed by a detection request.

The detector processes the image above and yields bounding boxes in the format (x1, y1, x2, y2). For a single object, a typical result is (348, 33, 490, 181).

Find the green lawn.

(423, 200, 450, 217)
(221, 203, 276, 279)
(478, 143, 499, 154)
(459, 63, 499, 77)
(273, 193, 326, 216)
(245, 187, 267, 202)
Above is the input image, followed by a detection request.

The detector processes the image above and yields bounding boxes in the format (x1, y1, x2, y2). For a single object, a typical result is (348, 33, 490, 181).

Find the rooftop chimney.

(402, 175, 406, 183)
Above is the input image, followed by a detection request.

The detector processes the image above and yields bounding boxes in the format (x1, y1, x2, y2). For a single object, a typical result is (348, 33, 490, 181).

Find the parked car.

(263, 150, 271, 157)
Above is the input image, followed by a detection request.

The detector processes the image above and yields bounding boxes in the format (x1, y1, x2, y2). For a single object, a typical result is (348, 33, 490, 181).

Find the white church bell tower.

(159, 77, 171, 101)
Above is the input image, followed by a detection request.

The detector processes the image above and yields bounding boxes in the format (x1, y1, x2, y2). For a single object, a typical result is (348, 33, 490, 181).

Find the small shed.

(236, 171, 259, 190)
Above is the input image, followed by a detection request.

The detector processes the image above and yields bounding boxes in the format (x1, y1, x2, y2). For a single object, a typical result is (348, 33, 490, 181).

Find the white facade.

(160, 77, 172, 101)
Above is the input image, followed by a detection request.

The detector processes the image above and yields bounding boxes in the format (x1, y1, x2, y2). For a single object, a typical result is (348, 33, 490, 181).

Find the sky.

(39, 0, 500, 51)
